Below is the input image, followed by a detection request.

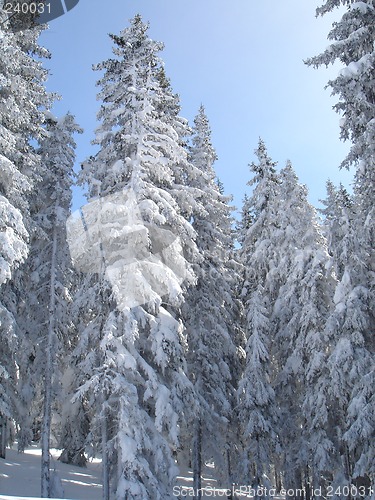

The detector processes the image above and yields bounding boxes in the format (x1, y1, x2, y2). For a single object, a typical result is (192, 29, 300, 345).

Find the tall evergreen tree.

(71, 15, 203, 499)
(306, 1, 374, 486)
(16, 114, 82, 456)
(183, 105, 244, 496)
(11, 112, 82, 495)
(238, 139, 279, 490)
(321, 185, 374, 488)
(37, 114, 81, 497)
(239, 148, 337, 493)
(306, 0, 375, 173)
(0, 3, 52, 456)
(319, 180, 353, 281)
(236, 193, 252, 245)
(272, 163, 336, 493)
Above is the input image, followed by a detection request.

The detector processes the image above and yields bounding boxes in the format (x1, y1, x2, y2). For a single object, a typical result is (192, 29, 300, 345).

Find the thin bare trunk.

(226, 447, 233, 499)
(193, 415, 202, 500)
(304, 466, 311, 500)
(0, 416, 6, 459)
(41, 222, 58, 498)
(102, 407, 110, 500)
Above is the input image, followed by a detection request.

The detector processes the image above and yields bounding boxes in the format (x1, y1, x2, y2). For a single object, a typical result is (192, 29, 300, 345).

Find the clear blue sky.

(40, 0, 354, 214)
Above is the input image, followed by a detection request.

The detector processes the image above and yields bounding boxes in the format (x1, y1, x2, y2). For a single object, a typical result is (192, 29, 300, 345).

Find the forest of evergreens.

(0, 1, 374, 498)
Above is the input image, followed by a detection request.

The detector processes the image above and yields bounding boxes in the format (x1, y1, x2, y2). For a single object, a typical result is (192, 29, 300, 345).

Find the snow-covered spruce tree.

(12, 113, 81, 496)
(319, 180, 353, 281)
(324, 243, 374, 489)
(305, 0, 375, 173)
(271, 163, 336, 494)
(306, 1, 374, 487)
(236, 193, 252, 246)
(39, 114, 81, 498)
(0, 3, 52, 456)
(237, 139, 280, 491)
(73, 15, 202, 499)
(182, 105, 244, 496)
(321, 184, 374, 489)
(15, 114, 82, 457)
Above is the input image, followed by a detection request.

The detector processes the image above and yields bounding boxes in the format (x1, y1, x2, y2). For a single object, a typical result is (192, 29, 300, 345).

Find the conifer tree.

(238, 139, 279, 489)
(306, 0, 375, 173)
(10, 112, 81, 495)
(0, 3, 52, 456)
(39, 114, 81, 497)
(319, 180, 353, 281)
(71, 16, 202, 499)
(15, 114, 80, 457)
(239, 149, 336, 492)
(307, 1, 374, 486)
(322, 190, 374, 488)
(272, 163, 336, 493)
(183, 106, 244, 495)
(236, 193, 252, 245)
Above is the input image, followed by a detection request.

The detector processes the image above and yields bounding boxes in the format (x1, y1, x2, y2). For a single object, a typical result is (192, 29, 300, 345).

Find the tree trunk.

(275, 463, 283, 494)
(304, 466, 311, 500)
(193, 415, 202, 500)
(102, 402, 110, 500)
(0, 416, 6, 459)
(226, 447, 233, 499)
(344, 443, 352, 478)
(294, 467, 303, 500)
(41, 222, 58, 498)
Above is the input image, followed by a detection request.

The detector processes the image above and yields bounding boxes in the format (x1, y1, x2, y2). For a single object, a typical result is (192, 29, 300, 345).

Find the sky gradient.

(40, 0, 354, 214)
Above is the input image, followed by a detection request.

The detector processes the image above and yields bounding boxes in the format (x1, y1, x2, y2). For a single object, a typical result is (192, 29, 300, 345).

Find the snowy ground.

(0, 445, 102, 499)
(0, 445, 250, 499)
